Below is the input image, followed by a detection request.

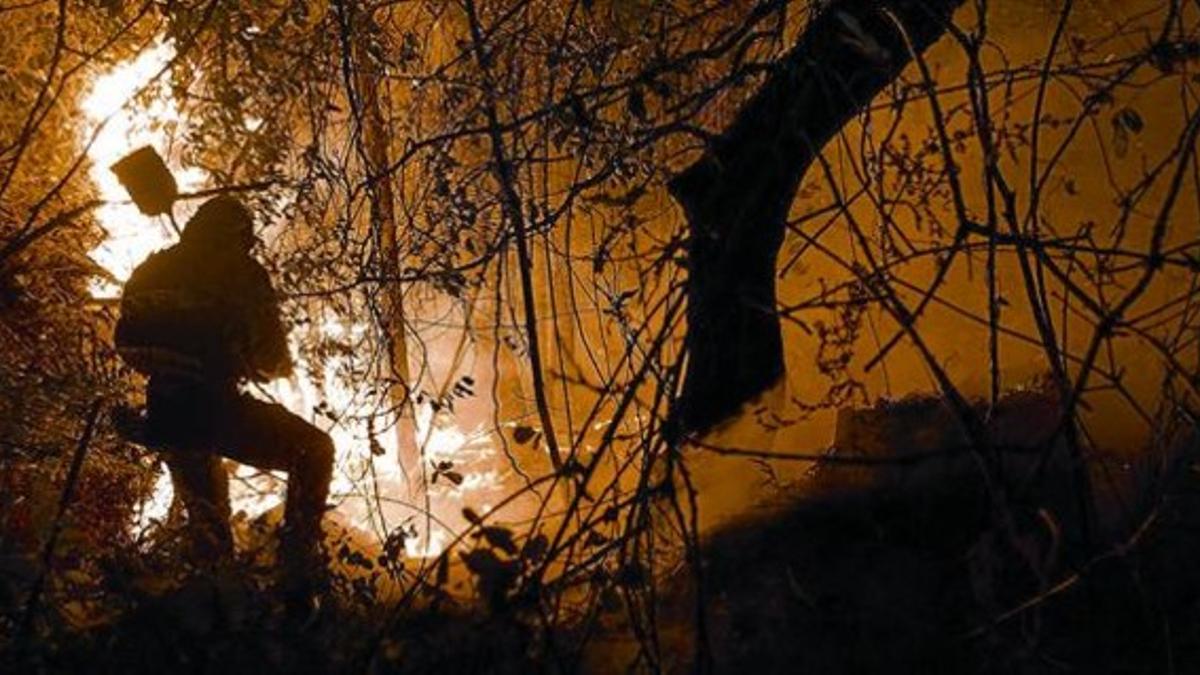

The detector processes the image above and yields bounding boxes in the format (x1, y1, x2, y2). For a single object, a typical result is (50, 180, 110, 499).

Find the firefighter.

(115, 195, 333, 607)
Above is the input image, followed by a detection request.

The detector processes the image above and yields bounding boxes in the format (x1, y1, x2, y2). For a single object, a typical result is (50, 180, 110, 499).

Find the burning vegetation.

(3, 0, 1200, 673)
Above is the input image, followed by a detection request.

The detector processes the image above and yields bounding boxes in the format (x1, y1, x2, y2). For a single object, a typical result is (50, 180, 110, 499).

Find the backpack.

(115, 243, 288, 381)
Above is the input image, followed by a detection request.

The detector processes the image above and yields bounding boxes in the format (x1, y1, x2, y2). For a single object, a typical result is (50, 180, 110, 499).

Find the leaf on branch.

(1111, 107, 1143, 158)
(1115, 107, 1144, 134)
(480, 526, 518, 556)
(460, 548, 519, 588)
(522, 533, 548, 563)
(512, 425, 537, 444)
(369, 434, 386, 457)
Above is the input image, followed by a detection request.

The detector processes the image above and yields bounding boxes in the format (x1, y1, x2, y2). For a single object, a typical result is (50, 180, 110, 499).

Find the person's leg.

(163, 451, 233, 565)
(146, 377, 232, 564)
(211, 393, 335, 584)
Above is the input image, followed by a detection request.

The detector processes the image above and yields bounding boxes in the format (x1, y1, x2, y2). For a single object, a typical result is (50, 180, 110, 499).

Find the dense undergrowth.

(7, 395, 1200, 674)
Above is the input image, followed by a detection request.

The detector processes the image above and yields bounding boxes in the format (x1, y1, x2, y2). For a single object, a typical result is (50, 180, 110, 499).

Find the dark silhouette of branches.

(4, 0, 1200, 671)
(668, 0, 966, 438)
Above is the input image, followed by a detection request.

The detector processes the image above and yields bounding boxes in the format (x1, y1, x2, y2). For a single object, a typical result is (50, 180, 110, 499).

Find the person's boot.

(277, 434, 334, 625)
(278, 526, 327, 626)
(167, 454, 234, 569)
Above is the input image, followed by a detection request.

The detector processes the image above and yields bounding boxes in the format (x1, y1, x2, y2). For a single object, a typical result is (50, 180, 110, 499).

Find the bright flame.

(81, 41, 203, 297)
(80, 41, 188, 537)
(130, 466, 174, 537)
(260, 314, 505, 559)
(81, 44, 503, 560)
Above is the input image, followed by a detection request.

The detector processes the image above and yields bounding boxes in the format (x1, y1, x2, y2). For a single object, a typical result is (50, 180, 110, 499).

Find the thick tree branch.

(668, 0, 965, 438)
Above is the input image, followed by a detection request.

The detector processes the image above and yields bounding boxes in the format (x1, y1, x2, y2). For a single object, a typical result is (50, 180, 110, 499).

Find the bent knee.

(291, 433, 334, 489)
(305, 432, 335, 471)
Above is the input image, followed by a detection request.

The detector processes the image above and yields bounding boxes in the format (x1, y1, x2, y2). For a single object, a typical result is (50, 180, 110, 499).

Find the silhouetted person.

(115, 196, 334, 603)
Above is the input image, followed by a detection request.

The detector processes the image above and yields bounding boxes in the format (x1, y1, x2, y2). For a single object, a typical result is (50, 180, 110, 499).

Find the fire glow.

(81, 42, 503, 559)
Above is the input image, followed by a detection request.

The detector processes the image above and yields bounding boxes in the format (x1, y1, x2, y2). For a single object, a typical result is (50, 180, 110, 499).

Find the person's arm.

(242, 261, 295, 381)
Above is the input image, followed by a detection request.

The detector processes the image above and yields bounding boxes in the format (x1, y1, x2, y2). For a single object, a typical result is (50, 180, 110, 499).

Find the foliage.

(3, 0, 1200, 672)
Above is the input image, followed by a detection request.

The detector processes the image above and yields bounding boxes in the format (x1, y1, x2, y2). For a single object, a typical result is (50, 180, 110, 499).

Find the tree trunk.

(668, 0, 964, 438)
(338, 3, 420, 474)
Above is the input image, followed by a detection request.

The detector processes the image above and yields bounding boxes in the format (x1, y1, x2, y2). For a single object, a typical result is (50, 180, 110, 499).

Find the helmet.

(181, 196, 256, 251)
